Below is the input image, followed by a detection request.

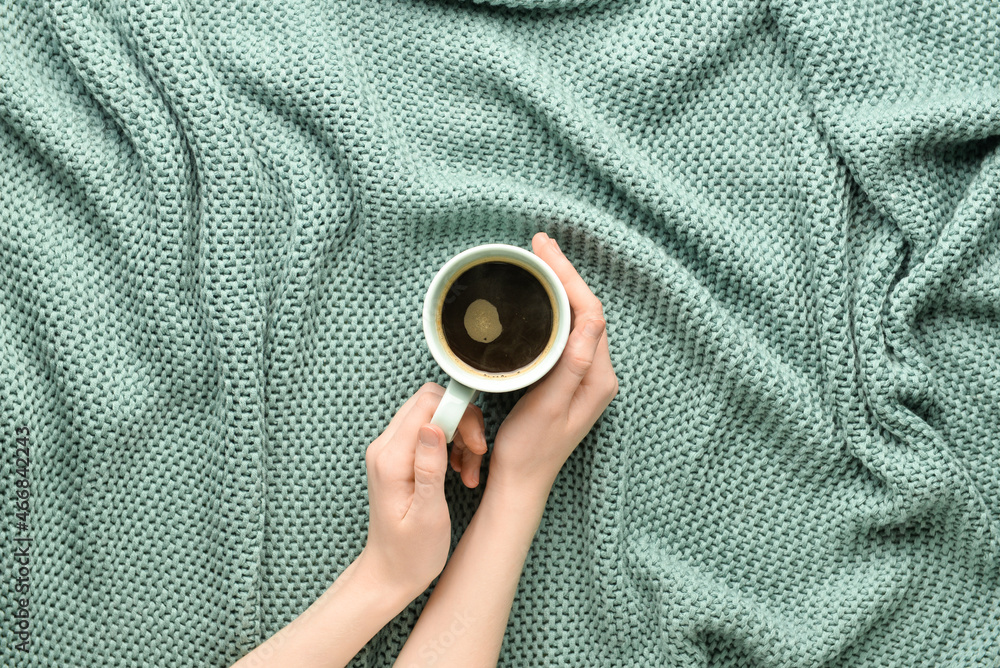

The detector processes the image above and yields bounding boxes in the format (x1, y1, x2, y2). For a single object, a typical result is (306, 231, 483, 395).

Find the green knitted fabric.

(2, 0, 999, 665)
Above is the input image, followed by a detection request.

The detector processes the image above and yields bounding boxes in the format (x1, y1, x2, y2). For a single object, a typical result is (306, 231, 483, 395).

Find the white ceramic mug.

(423, 243, 571, 443)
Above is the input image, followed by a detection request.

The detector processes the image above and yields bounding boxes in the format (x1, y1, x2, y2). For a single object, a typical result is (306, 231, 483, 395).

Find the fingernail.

(551, 237, 562, 253)
(419, 425, 438, 448)
(584, 318, 605, 338)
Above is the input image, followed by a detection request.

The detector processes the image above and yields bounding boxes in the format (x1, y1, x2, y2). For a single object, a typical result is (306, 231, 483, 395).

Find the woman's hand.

(359, 382, 486, 601)
(392, 232, 618, 668)
(486, 232, 618, 499)
(232, 384, 488, 668)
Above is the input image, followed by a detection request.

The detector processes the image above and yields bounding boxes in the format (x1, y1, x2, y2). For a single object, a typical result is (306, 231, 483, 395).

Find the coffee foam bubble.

(464, 299, 502, 343)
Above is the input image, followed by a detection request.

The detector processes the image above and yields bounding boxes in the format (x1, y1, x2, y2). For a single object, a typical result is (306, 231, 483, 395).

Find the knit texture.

(2, 0, 999, 665)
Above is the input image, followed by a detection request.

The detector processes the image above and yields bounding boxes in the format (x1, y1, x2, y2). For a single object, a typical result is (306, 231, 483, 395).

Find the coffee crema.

(438, 259, 555, 374)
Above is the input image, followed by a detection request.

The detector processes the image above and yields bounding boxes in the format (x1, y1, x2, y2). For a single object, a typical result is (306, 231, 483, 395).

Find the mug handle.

(430, 379, 481, 443)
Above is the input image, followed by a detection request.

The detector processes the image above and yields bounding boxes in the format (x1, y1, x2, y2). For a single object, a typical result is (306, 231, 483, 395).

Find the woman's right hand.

(489, 232, 618, 497)
(392, 234, 617, 668)
(449, 232, 619, 501)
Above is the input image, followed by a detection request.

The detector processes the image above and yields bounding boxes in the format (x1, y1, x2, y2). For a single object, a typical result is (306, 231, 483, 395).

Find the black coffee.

(440, 261, 554, 374)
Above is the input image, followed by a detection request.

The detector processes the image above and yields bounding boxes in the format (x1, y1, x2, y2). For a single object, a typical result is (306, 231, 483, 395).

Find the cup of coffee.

(423, 243, 571, 443)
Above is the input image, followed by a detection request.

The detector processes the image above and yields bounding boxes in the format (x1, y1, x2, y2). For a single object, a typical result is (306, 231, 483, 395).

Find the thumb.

(411, 424, 447, 511)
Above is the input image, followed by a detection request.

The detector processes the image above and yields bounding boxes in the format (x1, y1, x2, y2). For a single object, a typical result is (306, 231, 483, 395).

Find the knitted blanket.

(2, 1, 998, 665)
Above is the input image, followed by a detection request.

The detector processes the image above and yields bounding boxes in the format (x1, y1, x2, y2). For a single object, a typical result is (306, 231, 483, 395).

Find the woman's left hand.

(359, 382, 485, 600)
(232, 383, 486, 667)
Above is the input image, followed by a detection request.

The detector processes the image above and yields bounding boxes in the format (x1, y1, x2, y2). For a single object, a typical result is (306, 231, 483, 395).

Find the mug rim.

(423, 243, 571, 394)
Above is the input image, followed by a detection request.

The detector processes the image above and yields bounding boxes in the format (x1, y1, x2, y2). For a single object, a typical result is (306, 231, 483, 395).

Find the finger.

(449, 436, 465, 473)
(532, 233, 603, 322)
(460, 446, 481, 488)
(580, 322, 615, 387)
(454, 403, 488, 456)
(574, 330, 619, 412)
(378, 383, 445, 450)
(410, 424, 447, 515)
(538, 316, 606, 399)
(383, 387, 447, 457)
